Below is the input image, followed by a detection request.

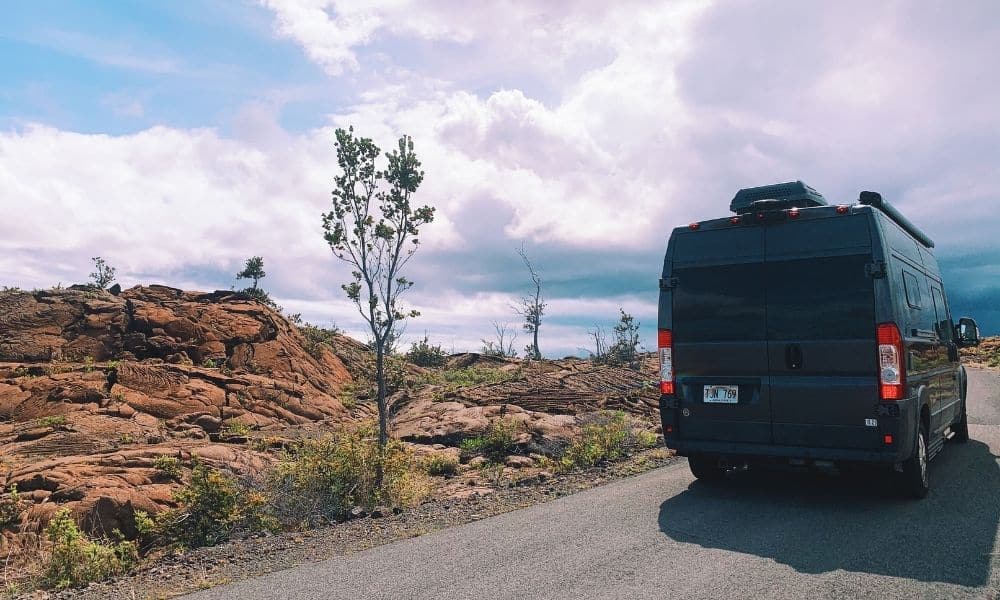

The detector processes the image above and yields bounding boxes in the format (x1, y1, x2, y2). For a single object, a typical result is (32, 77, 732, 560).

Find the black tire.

(900, 422, 930, 499)
(688, 454, 725, 482)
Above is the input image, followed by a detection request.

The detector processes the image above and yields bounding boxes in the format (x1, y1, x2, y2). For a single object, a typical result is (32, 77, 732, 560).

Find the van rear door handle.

(785, 343, 803, 370)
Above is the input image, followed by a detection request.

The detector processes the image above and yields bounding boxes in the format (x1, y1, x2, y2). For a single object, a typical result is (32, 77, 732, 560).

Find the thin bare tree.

(481, 321, 518, 358)
(513, 246, 545, 360)
(588, 324, 608, 363)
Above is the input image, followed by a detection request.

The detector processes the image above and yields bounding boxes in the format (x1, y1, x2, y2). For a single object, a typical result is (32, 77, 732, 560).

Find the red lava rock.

(0, 286, 358, 559)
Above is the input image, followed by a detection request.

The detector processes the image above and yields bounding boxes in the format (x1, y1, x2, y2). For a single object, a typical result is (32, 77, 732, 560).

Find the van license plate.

(704, 385, 738, 404)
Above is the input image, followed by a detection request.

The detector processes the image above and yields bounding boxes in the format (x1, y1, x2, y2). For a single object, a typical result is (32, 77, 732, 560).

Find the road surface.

(187, 368, 1000, 600)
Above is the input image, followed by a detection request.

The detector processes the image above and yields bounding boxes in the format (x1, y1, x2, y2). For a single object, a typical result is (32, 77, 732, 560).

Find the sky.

(1, 0, 998, 357)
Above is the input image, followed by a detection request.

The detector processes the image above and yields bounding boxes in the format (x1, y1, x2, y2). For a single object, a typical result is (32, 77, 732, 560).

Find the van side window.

(902, 271, 921, 309)
(930, 286, 953, 342)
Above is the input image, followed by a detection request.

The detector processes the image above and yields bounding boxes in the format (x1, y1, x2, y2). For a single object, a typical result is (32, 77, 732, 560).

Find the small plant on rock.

(220, 422, 251, 440)
(0, 485, 25, 530)
(424, 454, 460, 476)
(153, 455, 182, 479)
(405, 333, 447, 367)
(299, 322, 342, 359)
(42, 509, 137, 590)
(558, 411, 658, 471)
(149, 459, 271, 548)
(460, 418, 522, 462)
(88, 257, 117, 289)
(266, 424, 429, 527)
(36, 415, 68, 429)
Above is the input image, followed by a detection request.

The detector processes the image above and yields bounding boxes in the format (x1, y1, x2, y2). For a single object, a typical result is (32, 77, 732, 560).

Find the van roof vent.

(858, 191, 935, 249)
(730, 181, 828, 214)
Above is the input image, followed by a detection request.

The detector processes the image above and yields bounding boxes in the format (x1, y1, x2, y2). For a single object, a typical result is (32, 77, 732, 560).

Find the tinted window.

(903, 271, 922, 308)
(673, 263, 765, 342)
(766, 255, 875, 340)
(930, 286, 953, 341)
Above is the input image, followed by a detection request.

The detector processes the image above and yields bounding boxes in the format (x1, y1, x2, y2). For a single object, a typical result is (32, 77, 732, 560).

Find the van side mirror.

(955, 317, 981, 347)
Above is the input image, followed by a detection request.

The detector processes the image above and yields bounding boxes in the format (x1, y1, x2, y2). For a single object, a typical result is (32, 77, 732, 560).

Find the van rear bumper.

(666, 438, 910, 464)
(660, 395, 917, 465)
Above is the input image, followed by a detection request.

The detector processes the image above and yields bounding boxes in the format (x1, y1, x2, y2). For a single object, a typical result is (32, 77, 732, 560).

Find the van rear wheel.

(688, 454, 725, 481)
(900, 423, 930, 499)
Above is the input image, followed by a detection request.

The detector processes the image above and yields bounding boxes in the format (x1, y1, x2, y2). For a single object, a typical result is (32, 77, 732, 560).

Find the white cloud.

(3, 0, 1000, 350)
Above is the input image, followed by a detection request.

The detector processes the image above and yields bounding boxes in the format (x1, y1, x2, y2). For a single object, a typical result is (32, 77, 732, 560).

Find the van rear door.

(765, 216, 880, 449)
(671, 227, 772, 444)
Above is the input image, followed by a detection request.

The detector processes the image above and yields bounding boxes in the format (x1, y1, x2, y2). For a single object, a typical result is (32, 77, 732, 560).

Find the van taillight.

(658, 329, 674, 395)
(877, 323, 905, 400)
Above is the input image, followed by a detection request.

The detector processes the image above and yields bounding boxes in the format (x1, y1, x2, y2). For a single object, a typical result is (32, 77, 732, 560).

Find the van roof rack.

(858, 191, 935, 249)
(730, 181, 828, 214)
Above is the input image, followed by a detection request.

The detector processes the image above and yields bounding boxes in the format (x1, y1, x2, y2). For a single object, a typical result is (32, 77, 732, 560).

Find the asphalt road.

(187, 368, 1000, 600)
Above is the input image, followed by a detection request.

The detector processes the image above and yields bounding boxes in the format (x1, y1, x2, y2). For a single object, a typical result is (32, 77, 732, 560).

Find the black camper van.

(657, 181, 981, 498)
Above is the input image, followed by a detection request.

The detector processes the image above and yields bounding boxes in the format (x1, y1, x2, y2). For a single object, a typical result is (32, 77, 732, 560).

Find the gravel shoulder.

(44, 449, 675, 600)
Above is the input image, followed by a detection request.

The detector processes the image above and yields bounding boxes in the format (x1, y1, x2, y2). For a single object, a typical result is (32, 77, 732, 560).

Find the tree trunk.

(375, 345, 388, 488)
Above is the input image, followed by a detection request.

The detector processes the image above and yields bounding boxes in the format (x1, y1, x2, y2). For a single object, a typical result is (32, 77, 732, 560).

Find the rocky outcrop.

(0, 285, 660, 572)
(391, 356, 659, 452)
(0, 286, 354, 556)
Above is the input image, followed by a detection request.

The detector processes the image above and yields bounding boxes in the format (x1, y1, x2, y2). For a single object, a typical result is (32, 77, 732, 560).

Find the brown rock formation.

(0, 285, 354, 557)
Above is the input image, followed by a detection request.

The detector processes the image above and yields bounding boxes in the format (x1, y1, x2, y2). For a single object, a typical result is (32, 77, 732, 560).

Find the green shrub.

(36, 415, 68, 429)
(559, 411, 658, 471)
(42, 509, 137, 590)
(0, 485, 24, 530)
(299, 322, 341, 359)
(460, 418, 522, 461)
(266, 424, 429, 527)
(422, 366, 519, 389)
(405, 334, 447, 367)
(153, 455, 181, 479)
(149, 459, 272, 548)
(220, 421, 251, 440)
(424, 454, 460, 476)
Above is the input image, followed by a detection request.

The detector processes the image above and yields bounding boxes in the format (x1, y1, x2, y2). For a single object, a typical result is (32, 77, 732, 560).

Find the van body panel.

(670, 226, 772, 444)
(660, 199, 966, 468)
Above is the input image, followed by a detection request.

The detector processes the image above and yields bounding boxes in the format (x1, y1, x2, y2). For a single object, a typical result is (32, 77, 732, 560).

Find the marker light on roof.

(836, 205, 849, 214)
(730, 216, 741, 224)
(688, 223, 700, 230)
(788, 208, 800, 218)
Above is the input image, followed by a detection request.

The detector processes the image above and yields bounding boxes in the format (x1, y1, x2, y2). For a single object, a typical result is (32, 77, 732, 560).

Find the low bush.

(460, 418, 522, 461)
(266, 424, 429, 528)
(143, 459, 273, 549)
(35, 415, 68, 429)
(220, 421, 252, 440)
(421, 366, 520, 389)
(424, 454, 460, 476)
(42, 509, 137, 590)
(558, 411, 659, 471)
(405, 334, 447, 367)
(299, 322, 341, 359)
(153, 455, 182, 479)
(0, 485, 24, 530)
